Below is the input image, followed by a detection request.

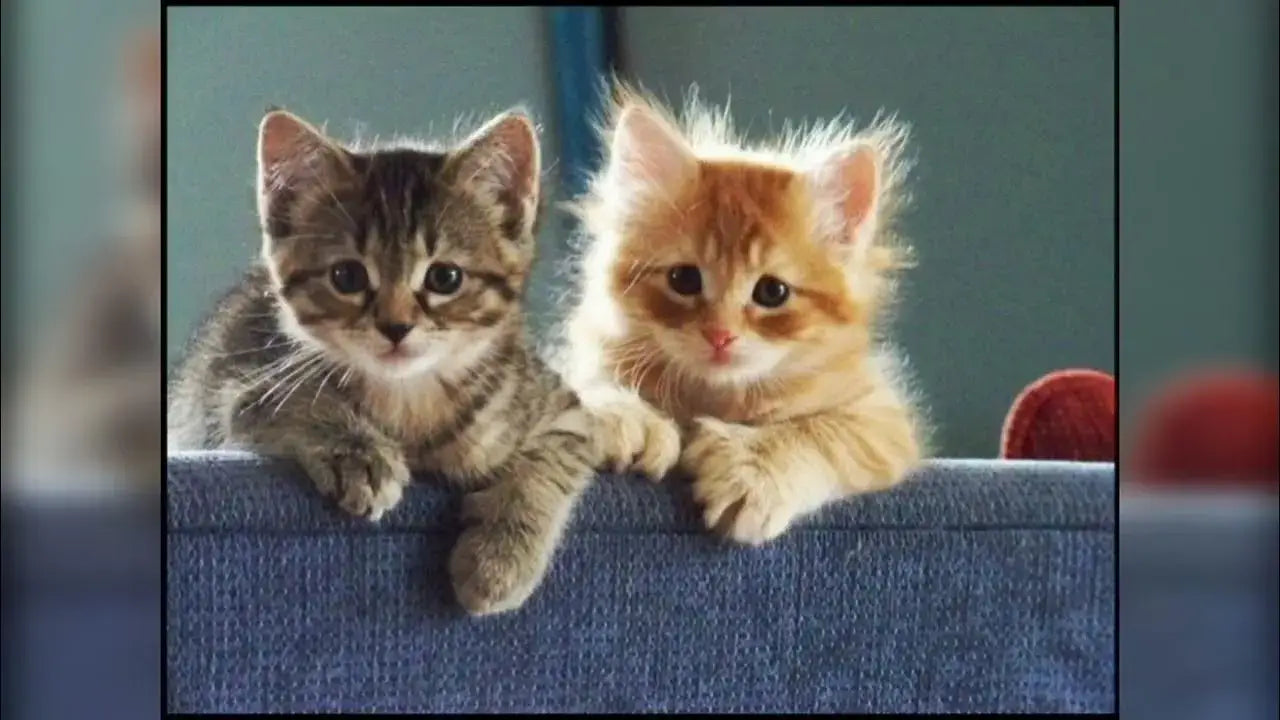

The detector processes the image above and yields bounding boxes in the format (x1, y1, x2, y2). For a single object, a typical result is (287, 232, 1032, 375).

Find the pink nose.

(701, 327, 737, 351)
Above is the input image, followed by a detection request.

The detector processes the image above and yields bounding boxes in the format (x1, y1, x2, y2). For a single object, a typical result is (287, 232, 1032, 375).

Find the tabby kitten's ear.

(450, 110, 541, 242)
(255, 109, 350, 235)
(807, 142, 882, 253)
(605, 102, 697, 208)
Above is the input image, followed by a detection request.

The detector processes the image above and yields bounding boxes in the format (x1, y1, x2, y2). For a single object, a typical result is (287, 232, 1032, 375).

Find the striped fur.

(168, 109, 601, 616)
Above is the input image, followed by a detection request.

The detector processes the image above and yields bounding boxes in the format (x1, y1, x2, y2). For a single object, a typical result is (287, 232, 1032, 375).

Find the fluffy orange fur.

(560, 84, 929, 544)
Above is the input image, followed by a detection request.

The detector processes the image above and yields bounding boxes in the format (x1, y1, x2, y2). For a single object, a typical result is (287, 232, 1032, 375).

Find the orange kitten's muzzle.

(701, 327, 737, 349)
(701, 327, 737, 364)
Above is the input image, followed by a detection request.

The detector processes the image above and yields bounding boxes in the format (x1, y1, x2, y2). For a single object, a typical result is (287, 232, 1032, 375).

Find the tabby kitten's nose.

(376, 323, 412, 345)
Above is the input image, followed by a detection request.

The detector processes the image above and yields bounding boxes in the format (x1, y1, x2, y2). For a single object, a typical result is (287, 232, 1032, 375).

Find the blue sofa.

(166, 452, 1116, 713)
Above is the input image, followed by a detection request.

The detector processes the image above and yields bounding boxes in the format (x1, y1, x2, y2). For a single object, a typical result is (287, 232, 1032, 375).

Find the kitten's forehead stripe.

(353, 224, 368, 255)
(353, 150, 446, 255)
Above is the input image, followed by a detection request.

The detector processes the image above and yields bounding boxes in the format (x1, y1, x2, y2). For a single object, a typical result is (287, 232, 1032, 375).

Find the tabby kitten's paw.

(591, 399, 681, 481)
(448, 487, 552, 616)
(297, 439, 410, 522)
(681, 417, 800, 546)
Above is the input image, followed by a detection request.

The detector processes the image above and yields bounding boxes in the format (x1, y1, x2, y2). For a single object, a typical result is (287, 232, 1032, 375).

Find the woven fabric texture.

(166, 453, 1116, 713)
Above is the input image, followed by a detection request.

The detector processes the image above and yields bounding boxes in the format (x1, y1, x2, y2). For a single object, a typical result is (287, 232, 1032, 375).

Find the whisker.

(243, 351, 326, 410)
(273, 358, 333, 416)
(308, 166, 357, 230)
(618, 259, 654, 297)
(237, 347, 312, 385)
(310, 364, 345, 407)
(208, 337, 298, 358)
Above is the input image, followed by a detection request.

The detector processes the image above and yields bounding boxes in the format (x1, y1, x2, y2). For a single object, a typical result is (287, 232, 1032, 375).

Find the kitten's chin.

(697, 361, 774, 388)
(358, 345, 451, 381)
(662, 338, 785, 388)
(669, 350, 778, 388)
(351, 331, 496, 383)
(370, 351, 435, 380)
(326, 336, 432, 382)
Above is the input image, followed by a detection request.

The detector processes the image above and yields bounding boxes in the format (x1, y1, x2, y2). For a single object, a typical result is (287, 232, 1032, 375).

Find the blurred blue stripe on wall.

(548, 8, 611, 199)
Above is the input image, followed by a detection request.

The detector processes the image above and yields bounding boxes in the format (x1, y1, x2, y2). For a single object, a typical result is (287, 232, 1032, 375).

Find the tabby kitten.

(168, 108, 601, 615)
(561, 85, 928, 545)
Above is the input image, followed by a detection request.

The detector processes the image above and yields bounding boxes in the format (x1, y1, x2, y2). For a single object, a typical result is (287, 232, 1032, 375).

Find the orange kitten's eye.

(667, 265, 703, 296)
(752, 275, 790, 308)
(329, 260, 369, 294)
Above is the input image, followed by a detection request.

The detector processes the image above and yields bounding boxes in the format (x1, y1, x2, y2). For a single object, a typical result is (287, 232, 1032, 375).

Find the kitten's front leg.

(580, 383, 682, 481)
(679, 418, 822, 545)
(681, 408, 921, 545)
(232, 393, 410, 522)
(448, 415, 596, 616)
(294, 432, 410, 522)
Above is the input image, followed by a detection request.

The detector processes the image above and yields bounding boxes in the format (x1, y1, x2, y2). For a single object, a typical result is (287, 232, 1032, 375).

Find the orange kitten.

(560, 85, 929, 544)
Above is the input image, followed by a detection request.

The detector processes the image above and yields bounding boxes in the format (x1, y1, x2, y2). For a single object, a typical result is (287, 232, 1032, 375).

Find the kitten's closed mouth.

(379, 348, 416, 363)
(709, 348, 735, 366)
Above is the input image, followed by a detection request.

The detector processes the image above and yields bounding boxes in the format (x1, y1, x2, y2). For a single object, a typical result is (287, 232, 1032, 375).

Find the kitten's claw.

(702, 483, 795, 545)
(634, 412, 681, 481)
(693, 469, 797, 546)
(593, 399, 681, 481)
(299, 440, 410, 522)
(682, 418, 799, 545)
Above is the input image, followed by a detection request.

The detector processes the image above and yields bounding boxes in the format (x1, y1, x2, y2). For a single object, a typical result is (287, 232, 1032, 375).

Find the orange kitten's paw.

(591, 399, 681, 481)
(681, 419, 800, 546)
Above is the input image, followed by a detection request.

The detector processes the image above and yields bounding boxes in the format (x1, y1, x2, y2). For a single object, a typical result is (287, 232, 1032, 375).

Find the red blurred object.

(1000, 369, 1116, 462)
(1131, 366, 1279, 487)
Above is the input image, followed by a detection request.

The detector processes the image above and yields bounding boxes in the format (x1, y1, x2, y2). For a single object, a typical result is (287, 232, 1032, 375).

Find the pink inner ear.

(612, 105, 694, 192)
(259, 112, 318, 173)
(839, 145, 879, 234)
(485, 115, 538, 193)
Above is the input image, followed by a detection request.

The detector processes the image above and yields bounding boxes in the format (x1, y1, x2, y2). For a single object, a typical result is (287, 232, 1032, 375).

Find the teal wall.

(622, 7, 1115, 457)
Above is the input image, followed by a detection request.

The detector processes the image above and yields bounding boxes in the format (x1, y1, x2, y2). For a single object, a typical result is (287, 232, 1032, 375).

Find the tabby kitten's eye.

(329, 260, 369, 294)
(424, 262, 464, 295)
(752, 275, 790, 308)
(667, 265, 703, 296)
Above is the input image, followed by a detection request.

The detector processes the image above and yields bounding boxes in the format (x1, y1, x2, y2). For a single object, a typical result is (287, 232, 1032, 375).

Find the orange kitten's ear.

(452, 110, 541, 241)
(606, 103, 696, 203)
(809, 143, 881, 250)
